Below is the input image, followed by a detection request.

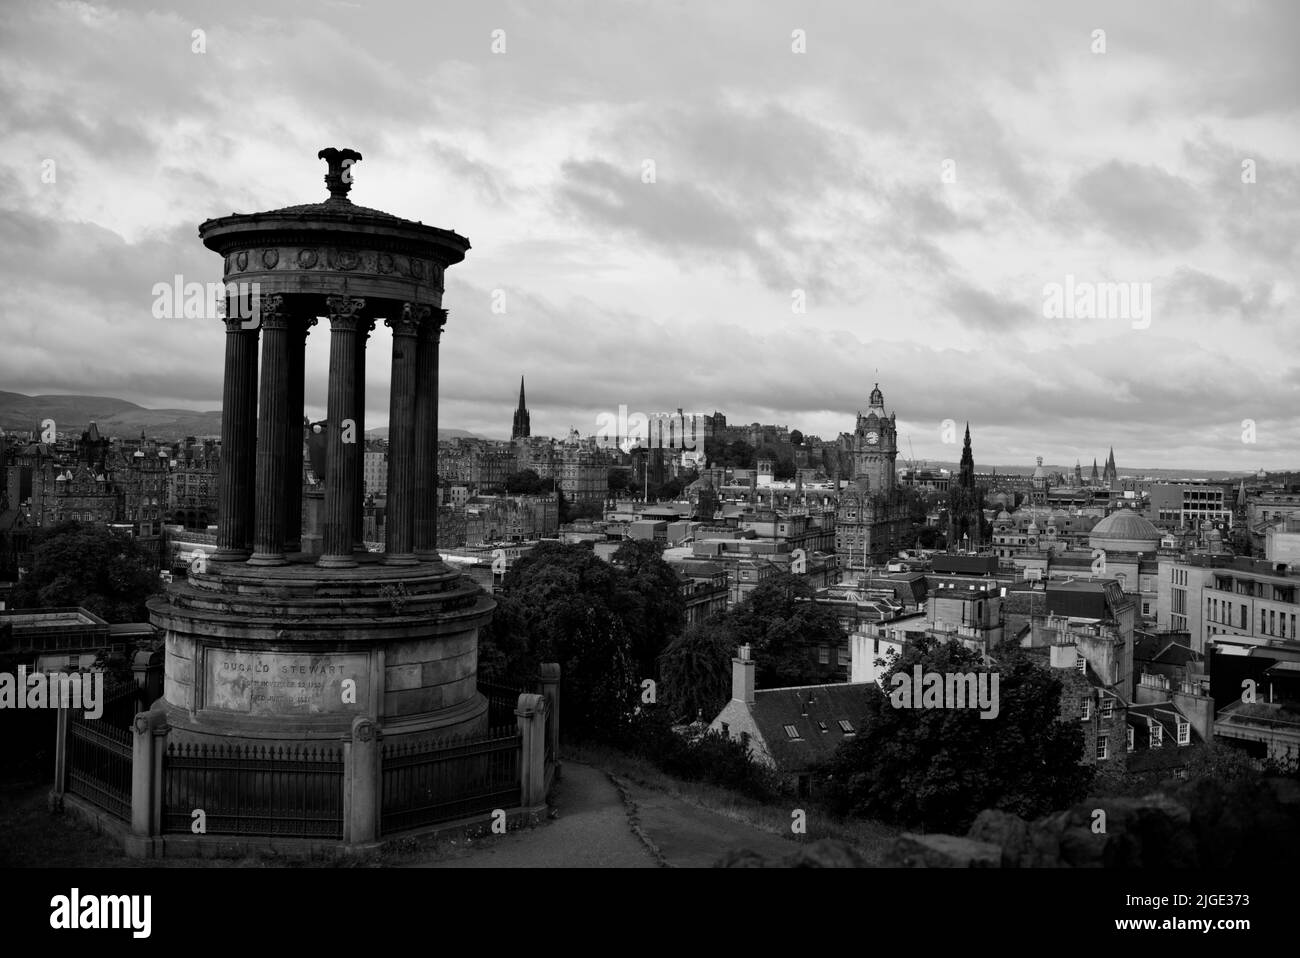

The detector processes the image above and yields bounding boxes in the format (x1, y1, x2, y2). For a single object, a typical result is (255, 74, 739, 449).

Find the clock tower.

(852, 383, 897, 497)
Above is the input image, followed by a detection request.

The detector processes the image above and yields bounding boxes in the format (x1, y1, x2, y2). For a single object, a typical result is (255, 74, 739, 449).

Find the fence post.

(345, 716, 380, 844)
(150, 718, 169, 837)
(516, 693, 547, 808)
(125, 709, 168, 859)
(49, 698, 70, 812)
(538, 662, 561, 761)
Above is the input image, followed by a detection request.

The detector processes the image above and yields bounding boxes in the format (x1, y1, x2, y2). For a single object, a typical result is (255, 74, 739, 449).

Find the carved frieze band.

(226, 247, 445, 286)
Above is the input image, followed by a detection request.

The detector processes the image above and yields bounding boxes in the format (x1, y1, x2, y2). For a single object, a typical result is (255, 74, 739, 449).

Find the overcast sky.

(2, 0, 1297, 471)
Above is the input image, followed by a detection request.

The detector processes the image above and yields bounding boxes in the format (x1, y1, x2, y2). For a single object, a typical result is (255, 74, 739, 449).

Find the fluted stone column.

(214, 316, 259, 561)
(283, 316, 314, 553)
(249, 294, 294, 566)
(413, 310, 446, 560)
(383, 304, 426, 565)
(352, 319, 374, 550)
(320, 297, 366, 567)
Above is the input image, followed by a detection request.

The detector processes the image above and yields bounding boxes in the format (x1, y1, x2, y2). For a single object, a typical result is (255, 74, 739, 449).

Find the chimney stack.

(732, 644, 755, 705)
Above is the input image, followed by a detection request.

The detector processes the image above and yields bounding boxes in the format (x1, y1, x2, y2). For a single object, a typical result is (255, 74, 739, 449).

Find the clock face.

(865, 431, 879, 445)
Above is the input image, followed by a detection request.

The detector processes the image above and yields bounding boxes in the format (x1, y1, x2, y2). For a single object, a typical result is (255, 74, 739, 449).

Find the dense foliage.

(477, 541, 684, 738)
(817, 638, 1093, 833)
(10, 521, 161, 622)
(719, 572, 846, 689)
(609, 709, 782, 801)
(658, 623, 734, 721)
(504, 469, 555, 494)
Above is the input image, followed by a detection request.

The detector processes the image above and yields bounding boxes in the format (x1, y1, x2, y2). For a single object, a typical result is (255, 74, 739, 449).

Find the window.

(1075, 656, 1086, 673)
(1149, 722, 1163, 747)
(1127, 727, 1135, 752)
(838, 648, 850, 666)
(817, 645, 830, 664)
(1096, 736, 1108, 761)
(783, 725, 800, 739)
(1174, 767, 1188, 781)
(838, 720, 854, 733)
(1101, 698, 1113, 720)
(740, 731, 749, 750)
(1177, 721, 1190, 745)
(1081, 699, 1091, 721)
(817, 721, 829, 733)
(721, 722, 729, 737)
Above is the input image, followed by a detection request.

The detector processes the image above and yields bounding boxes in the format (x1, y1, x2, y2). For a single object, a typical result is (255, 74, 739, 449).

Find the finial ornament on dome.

(318, 147, 363, 201)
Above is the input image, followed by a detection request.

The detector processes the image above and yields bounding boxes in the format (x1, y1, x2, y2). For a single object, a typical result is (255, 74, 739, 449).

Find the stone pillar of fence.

(516, 693, 548, 809)
(125, 709, 169, 859)
(48, 699, 70, 812)
(345, 716, 380, 845)
(538, 662, 561, 761)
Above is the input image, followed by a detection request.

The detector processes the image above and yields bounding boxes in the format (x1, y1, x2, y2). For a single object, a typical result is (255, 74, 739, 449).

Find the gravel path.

(409, 760, 800, 868)
(413, 762, 658, 868)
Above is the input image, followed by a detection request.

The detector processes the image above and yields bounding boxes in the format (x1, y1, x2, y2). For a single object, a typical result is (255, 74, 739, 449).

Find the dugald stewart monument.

(107, 149, 554, 855)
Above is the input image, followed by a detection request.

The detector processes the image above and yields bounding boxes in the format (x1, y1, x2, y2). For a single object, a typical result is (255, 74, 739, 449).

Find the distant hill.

(0, 391, 222, 439)
(0, 392, 486, 442)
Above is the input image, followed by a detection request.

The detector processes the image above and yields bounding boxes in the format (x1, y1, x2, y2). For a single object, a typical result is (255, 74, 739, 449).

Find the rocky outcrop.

(716, 776, 1300, 867)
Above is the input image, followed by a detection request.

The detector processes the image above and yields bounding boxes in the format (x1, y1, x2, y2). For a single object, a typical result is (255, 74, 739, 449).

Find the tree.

(789, 429, 804, 446)
(11, 521, 161, 622)
(611, 538, 686, 676)
(482, 541, 678, 738)
(505, 469, 553, 494)
(704, 437, 755, 468)
(658, 623, 733, 722)
(716, 572, 845, 688)
(916, 526, 942, 549)
(653, 476, 685, 500)
(608, 468, 635, 496)
(817, 639, 1092, 833)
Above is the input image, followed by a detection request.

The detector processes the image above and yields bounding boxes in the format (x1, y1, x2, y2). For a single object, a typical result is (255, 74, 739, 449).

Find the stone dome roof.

(1089, 510, 1161, 552)
(997, 509, 1012, 520)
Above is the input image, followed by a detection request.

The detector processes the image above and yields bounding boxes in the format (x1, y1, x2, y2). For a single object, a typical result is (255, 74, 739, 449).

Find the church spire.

(511, 375, 531, 440)
(957, 422, 975, 489)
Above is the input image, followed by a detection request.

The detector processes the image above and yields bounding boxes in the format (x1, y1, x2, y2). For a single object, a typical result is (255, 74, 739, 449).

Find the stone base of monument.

(147, 555, 495, 751)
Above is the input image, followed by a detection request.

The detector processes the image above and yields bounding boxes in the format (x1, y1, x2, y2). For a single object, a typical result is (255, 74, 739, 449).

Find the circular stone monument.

(148, 148, 495, 749)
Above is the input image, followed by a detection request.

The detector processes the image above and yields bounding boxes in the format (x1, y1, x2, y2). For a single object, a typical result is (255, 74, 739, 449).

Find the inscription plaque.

(204, 649, 369, 715)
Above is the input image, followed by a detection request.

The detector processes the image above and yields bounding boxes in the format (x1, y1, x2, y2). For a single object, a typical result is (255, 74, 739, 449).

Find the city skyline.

(0, 382, 1271, 478)
(3, 1, 1296, 472)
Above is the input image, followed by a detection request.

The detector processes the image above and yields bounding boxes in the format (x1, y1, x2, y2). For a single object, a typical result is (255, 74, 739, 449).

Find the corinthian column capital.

(387, 302, 431, 338)
(325, 295, 367, 328)
(258, 293, 294, 331)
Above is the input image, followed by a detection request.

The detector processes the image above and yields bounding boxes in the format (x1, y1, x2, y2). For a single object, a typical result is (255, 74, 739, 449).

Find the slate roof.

(1124, 702, 1201, 772)
(749, 683, 876, 773)
(1134, 632, 1199, 667)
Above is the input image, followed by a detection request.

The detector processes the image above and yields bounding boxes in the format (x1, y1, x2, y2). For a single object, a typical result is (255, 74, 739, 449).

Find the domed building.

(1088, 510, 1162, 554)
